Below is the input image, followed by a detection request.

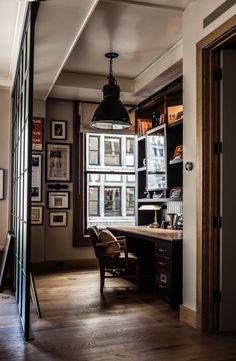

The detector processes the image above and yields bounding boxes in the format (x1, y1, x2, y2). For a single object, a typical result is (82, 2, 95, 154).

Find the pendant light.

(91, 52, 131, 130)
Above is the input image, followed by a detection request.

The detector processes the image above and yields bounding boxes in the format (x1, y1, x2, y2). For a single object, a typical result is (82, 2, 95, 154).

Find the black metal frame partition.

(11, 2, 39, 341)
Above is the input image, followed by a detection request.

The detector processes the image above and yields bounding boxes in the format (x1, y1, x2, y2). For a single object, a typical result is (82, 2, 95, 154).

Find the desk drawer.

(156, 271, 170, 303)
(156, 256, 169, 270)
(156, 284, 170, 303)
(156, 240, 171, 257)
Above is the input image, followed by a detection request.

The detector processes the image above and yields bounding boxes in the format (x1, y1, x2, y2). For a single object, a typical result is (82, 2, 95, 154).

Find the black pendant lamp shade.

(91, 52, 131, 130)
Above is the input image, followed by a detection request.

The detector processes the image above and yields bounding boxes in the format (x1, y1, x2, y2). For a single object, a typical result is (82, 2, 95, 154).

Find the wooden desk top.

(108, 226, 183, 242)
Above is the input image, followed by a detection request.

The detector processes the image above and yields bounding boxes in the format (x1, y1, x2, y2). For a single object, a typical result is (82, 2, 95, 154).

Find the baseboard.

(32, 258, 98, 274)
(179, 304, 197, 328)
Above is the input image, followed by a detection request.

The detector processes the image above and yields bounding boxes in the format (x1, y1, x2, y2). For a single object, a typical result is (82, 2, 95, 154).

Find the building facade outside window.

(86, 133, 135, 229)
(89, 135, 100, 165)
(104, 136, 121, 166)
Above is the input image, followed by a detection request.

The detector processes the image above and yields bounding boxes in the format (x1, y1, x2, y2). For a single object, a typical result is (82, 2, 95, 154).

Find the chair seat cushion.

(99, 229, 120, 258)
(103, 252, 138, 268)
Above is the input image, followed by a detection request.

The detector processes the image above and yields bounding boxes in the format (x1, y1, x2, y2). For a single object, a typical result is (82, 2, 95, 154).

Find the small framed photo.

(49, 211, 67, 227)
(47, 191, 69, 209)
(32, 117, 44, 151)
(51, 120, 67, 140)
(173, 145, 183, 159)
(31, 206, 43, 225)
(159, 114, 166, 125)
(32, 154, 42, 202)
(46, 143, 71, 182)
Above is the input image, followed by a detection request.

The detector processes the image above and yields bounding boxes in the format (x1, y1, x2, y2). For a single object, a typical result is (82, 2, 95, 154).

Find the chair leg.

(100, 265, 105, 294)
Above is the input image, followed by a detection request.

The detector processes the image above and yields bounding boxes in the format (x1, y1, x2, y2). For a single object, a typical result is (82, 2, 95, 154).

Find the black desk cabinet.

(108, 226, 183, 309)
(155, 239, 182, 308)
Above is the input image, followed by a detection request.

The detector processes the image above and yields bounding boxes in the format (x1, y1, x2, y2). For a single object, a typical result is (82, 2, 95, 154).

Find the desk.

(108, 226, 183, 308)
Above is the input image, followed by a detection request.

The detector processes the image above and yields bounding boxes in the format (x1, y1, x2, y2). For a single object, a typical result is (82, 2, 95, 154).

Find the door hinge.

(213, 290, 221, 303)
(213, 142, 222, 154)
(213, 216, 222, 229)
(214, 68, 222, 81)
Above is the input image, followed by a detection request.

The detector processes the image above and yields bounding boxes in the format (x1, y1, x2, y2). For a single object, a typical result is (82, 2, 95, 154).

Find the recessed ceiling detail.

(0, 0, 191, 102)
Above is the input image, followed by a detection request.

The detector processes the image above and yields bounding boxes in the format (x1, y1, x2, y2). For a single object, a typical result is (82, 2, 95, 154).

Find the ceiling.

(0, 0, 193, 105)
(0, 0, 27, 88)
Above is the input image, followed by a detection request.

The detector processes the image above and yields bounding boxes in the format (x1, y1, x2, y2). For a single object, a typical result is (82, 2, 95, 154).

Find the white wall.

(0, 89, 10, 245)
(183, 0, 236, 311)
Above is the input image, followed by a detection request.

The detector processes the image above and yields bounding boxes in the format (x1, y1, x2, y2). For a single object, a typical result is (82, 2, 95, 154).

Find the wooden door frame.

(196, 15, 236, 332)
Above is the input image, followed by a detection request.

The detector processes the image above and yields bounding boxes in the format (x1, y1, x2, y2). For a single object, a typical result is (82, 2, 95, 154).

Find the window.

(126, 138, 134, 166)
(104, 137, 121, 166)
(89, 174, 100, 182)
(104, 187, 121, 216)
(126, 187, 135, 215)
(105, 174, 122, 182)
(127, 174, 135, 183)
(89, 186, 99, 216)
(89, 135, 100, 165)
(86, 133, 135, 229)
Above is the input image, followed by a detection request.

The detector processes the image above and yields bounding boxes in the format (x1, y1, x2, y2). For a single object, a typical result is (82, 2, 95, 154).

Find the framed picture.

(46, 143, 71, 182)
(0, 169, 3, 200)
(49, 211, 67, 227)
(31, 206, 43, 225)
(159, 114, 166, 125)
(173, 145, 183, 159)
(32, 154, 42, 202)
(32, 117, 44, 151)
(167, 105, 183, 125)
(51, 120, 67, 140)
(47, 191, 69, 209)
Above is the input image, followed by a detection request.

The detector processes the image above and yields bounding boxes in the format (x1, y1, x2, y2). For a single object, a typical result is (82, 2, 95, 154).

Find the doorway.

(196, 15, 236, 332)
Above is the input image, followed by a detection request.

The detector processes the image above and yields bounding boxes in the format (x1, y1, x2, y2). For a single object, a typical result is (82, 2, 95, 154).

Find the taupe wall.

(31, 98, 94, 263)
(0, 89, 10, 245)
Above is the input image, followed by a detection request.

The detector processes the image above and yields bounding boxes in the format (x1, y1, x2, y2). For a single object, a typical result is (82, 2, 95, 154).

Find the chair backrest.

(88, 226, 102, 258)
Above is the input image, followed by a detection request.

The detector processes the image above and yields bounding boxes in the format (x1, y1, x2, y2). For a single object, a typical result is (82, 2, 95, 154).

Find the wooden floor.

(1, 271, 236, 361)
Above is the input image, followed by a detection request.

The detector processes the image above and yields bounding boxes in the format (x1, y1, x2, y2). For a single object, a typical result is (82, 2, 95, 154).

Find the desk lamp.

(138, 204, 162, 228)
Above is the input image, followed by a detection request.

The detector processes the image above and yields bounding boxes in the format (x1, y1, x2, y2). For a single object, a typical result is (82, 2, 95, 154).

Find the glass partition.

(146, 124, 167, 191)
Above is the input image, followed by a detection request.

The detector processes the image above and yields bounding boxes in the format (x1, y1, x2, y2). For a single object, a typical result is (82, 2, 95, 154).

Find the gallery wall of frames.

(31, 116, 71, 228)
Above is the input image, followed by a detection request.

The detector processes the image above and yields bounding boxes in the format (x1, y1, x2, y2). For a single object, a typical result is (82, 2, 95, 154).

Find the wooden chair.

(88, 226, 139, 293)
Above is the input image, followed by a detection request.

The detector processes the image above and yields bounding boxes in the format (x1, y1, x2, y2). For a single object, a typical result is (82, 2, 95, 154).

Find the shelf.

(138, 198, 182, 203)
(137, 134, 146, 141)
(136, 76, 183, 226)
(168, 118, 183, 128)
(138, 166, 146, 172)
(146, 123, 166, 135)
(169, 158, 183, 165)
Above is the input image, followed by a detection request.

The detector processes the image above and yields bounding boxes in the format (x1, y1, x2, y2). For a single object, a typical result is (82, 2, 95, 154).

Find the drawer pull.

(158, 261, 167, 266)
(158, 248, 167, 254)
(158, 284, 167, 289)
(160, 274, 167, 283)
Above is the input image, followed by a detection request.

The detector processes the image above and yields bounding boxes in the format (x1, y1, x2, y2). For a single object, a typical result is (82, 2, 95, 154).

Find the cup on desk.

(167, 213, 176, 229)
(161, 221, 169, 229)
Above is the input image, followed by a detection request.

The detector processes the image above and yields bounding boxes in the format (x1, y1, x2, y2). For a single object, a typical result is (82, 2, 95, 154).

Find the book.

(137, 119, 152, 136)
